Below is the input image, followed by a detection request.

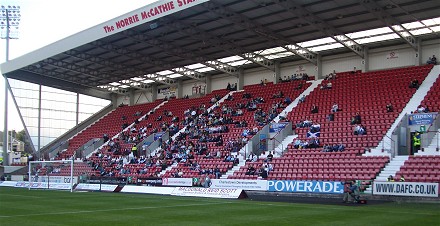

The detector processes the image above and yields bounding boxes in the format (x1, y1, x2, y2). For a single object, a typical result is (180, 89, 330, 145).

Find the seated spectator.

(354, 124, 367, 135)
(333, 143, 345, 152)
(213, 166, 221, 179)
(259, 166, 268, 179)
(322, 144, 332, 152)
(327, 113, 335, 121)
(284, 96, 292, 105)
(400, 175, 405, 182)
(326, 82, 332, 89)
(272, 91, 284, 99)
(386, 103, 393, 112)
(299, 95, 306, 103)
(295, 83, 303, 90)
(310, 122, 321, 133)
(387, 175, 394, 182)
(299, 140, 309, 149)
(302, 73, 309, 80)
(331, 102, 339, 113)
(103, 134, 109, 143)
(245, 165, 256, 175)
(292, 138, 302, 149)
(409, 79, 419, 89)
(350, 112, 361, 125)
(266, 151, 273, 162)
(351, 67, 357, 74)
(427, 55, 437, 65)
(311, 104, 318, 114)
(308, 137, 320, 148)
(417, 105, 428, 113)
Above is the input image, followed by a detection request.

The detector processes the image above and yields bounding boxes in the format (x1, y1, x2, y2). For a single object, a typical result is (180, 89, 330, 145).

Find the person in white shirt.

(331, 102, 339, 112)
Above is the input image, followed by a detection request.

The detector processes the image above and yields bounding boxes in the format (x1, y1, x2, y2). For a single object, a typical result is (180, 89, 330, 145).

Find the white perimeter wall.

(117, 39, 440, 106)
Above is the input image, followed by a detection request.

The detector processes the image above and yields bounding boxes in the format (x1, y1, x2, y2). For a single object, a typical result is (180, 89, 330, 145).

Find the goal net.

(28, 160, 74, 192)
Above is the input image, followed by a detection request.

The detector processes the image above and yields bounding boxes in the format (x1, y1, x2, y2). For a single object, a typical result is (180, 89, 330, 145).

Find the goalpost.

(28, 159, 74, 192)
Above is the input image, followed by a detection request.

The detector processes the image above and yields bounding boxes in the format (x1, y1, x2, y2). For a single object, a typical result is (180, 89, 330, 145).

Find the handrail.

(420, 113, 440, 149)
(270, 137, 284, 156)
(382, 134, 396, 158)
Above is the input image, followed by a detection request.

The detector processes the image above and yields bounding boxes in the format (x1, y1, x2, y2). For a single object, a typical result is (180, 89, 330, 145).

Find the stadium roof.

(1, 0, 440, 99)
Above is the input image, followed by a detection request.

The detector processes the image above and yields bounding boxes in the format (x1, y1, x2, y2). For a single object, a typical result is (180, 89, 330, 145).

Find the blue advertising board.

(259, 133, 267, 151)
(268, 180, 343, 194)
(154, 132, 165, 141)
(408, 113, 437, 125)
(269, 122, 289, 133)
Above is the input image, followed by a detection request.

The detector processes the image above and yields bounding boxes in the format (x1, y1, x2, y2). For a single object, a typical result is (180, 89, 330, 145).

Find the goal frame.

(28, 159, 74, 192)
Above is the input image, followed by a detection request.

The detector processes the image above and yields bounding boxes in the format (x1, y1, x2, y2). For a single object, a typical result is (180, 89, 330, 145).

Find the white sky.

(0, 0, 159, 131)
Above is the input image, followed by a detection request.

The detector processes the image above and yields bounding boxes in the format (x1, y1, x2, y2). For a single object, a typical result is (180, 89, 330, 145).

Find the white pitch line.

(0, 202, 232, 218)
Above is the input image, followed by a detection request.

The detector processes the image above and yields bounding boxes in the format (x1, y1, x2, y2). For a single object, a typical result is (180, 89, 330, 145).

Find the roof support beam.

(161, 16, 275, 71)
(274, 0, 364, 58)
(203, 60, 238, 76)
(90, 40, 178, 87)
(41, 58, 113, 84)
(121, 29, 239, 77)
(171, 67, 205, 82)
(203, 1, 317, 65)
(360, 0, 417, 50)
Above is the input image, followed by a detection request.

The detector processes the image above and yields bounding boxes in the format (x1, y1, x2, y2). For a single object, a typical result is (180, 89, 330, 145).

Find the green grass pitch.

(0, 187, 439, 226)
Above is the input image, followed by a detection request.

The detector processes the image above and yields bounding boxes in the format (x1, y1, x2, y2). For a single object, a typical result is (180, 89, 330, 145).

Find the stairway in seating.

(273, 134, 297, 157)
(417, 128, 440, 155)
(221, 160, 246, 179)
(274, 80, 322, 123)
(368, 65, 440, 155)
(365, 155, 408, 192)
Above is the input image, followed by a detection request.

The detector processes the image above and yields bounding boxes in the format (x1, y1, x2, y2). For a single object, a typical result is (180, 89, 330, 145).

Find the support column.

(362, 46, 369, 72)
(152, 84, 158, 101)
(129, 88, 135, 106)
(177, 79, 183, 98)
(237, 68, 244, 90)
(76, 93, 79, 126)
(316, 55, 322, 79)
(205, 74, 212, 94)
(37, 85, 42, 157)
(415, 38, 422, 66)
(274, 61, 281, 84)
(111, 93, 118, 109)
(3, 75, 9, 165)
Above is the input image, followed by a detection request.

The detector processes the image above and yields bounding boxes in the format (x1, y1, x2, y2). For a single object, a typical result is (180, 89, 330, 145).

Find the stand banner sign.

(15, 182, 72, 190)
(210, 179, 267, 191)
(268, 180, 343, 194)
(408, 113, 437, 125)
(162, 178, 192, 187)
(269, 122, 288, 133)
(171, 187, 242, 199)
(136, 178, 163, 186)
(121, 185, 175, 195)
(75, 183, 118, 192)
(0, 181, 19, 187)
(373, 182, 438, 197)
(31, 176, 78, 184)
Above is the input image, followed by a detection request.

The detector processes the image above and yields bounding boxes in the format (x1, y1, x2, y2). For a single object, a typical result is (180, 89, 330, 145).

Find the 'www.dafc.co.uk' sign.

(408, 113, 437, 125)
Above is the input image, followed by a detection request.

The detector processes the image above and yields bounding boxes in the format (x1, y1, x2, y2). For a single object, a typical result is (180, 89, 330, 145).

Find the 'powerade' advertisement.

(268, 180, 344, 194)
